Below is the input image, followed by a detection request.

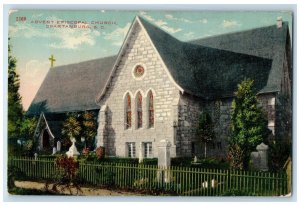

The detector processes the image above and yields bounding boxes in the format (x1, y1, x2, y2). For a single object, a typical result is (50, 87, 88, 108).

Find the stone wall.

(174, 92, 277, 158)
(203, 93, 277, 159)
(97, 21, 180, 158)
(176, 93, 204, 157)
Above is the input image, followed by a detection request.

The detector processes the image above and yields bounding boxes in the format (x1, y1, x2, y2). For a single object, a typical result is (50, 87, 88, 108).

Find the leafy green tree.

(19, 117, 38, 155)
(82, 111, 97, 150)
(61, 113, 82, 149)
(20, 117, 38, 139)
(8, 40, 23, 137)
(228, 79, 269, 170)
(197, 111, 215, 158)
(8, 39, 24, 155)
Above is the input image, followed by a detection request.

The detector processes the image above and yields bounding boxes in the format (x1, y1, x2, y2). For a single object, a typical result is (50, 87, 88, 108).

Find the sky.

(8, 10, 293, 111)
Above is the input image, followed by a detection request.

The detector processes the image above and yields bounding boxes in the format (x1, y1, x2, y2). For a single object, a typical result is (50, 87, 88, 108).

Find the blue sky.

(8, 10, 292, 110)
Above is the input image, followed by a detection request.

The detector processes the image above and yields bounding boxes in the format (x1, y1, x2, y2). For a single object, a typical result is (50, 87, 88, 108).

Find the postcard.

(7, 9, 293, 196)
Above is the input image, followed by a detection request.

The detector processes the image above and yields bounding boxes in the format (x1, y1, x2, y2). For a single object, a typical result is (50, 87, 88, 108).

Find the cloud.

(9, 16, 101, 49)
(139, 11, 155, 22)
(154, 19, 168, 27)
(165, 14, 192, 23)
(161, 25, 182, 34)
(49, 23, 100, 49)
(165, 14, 173, 20)
(19, 60, 50, 110)
(222, 20, 241, 28)
(104, 23, 131, 41)
(199, 19, 208, 24)
(140, 11, 182, 34)
(165, 14, 207, 24)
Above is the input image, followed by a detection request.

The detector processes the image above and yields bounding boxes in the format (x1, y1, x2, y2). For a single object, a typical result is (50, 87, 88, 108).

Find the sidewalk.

(14, 180, 141, 196)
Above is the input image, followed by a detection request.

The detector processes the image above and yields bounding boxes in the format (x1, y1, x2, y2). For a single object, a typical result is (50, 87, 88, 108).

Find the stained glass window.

(126, 94, 132, 129)
(148, 91, 154, 128)
(134, 65, 145, 77)
(137, 92, 143, 128)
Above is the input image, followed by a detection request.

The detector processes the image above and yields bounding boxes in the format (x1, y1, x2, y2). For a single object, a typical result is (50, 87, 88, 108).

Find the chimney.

(277, 16, 282, 28)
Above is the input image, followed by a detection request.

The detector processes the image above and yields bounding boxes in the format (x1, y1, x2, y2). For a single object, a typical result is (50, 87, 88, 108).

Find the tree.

(20, 117, 38, 139)
(197, 111, 215, 158)
(82, 111, 97, 150)
(228, 79, 269, 170)
(8, 39, 23, 139)
(17, 117, 38, 155)
(8, 39, 24, 156)
(61, 113, 82, 149)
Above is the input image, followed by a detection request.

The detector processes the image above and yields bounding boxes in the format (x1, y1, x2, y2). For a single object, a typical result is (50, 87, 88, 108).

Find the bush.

(171, 157, 230, 169)
(141, 158, 157, 165)
(268, 141, 291, 172)
(101, 157, 139, 164)
(193, 158, 230, 170)
(96, 146, 105, 160)
(171, 157, 193, 167)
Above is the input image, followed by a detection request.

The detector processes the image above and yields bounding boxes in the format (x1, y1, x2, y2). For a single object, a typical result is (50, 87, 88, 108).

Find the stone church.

(28, 16, 292, 158)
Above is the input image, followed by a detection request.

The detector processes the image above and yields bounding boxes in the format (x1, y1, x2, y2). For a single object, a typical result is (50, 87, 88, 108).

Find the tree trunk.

(204, 142, 207, 158)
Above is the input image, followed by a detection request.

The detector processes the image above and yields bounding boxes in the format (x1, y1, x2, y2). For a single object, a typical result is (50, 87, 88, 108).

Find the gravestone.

(157, 139, 171, 183)
(250, 142, 269, 171)
(52, 147, 57, 155)
(66, 138, 80, 158)
(57, 141, 61, 152)
(256, 142, 269, 171)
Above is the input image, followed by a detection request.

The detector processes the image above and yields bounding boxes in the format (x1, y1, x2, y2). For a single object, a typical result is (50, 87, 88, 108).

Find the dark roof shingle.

(27, 56, 117, 115)
(28, 17, 289, 115)
(139, 17, 275, 99)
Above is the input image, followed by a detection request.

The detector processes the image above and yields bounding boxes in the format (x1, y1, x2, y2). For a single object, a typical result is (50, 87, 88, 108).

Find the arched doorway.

(42, 129, 51, 149)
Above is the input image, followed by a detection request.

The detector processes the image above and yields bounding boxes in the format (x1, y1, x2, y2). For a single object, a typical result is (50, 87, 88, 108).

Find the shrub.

(171, 157, 193, 167)
(82, 147, 90, 156)
(141, 158, 157, 165)
(55, 155, 79, 182)
(268, 141, 291, 172)
(47, 155, 82, 195)
(171, 157, 230, 169)
(96, 146, 105, 160)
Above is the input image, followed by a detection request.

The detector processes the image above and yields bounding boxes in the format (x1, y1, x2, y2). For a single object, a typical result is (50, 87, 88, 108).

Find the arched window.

(137, 92, 143, 128)
(125, 94, 132, 129)
(148, 91, 154, 128)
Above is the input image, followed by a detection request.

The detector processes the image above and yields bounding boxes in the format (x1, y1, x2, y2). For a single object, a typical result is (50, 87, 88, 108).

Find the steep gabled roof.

(138, 17, 273, 99)
(189, 22, 290, 94)
(27, 56, 117, 115)
(189, 22, 289, 59)
(28, 16, 289, 115)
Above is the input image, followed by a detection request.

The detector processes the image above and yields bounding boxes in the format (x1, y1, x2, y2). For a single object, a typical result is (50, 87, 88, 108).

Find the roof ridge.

(52, 55, 117, 69)
(189, 21, 288, 43)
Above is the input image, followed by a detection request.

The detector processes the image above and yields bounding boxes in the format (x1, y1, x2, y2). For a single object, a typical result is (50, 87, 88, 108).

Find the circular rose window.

(134, 65, 145, 77)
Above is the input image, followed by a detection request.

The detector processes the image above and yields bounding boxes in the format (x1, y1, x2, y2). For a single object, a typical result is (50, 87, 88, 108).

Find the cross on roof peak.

(49, 54, 56, 68)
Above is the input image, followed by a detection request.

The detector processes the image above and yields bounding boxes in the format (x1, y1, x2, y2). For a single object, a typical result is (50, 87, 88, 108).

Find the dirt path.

(14, 180, 141, 196)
